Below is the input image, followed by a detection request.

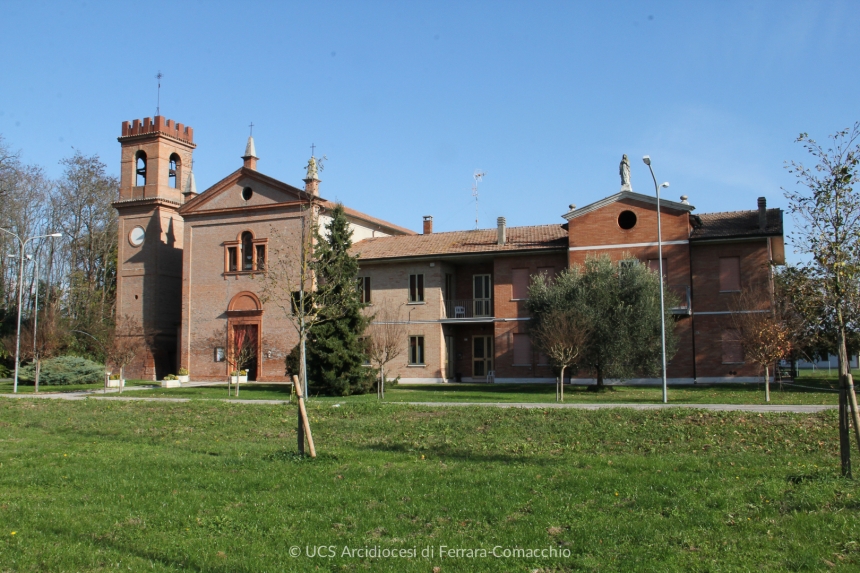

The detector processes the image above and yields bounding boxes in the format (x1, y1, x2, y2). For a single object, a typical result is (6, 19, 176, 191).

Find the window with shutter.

(513, 334, 531, 365)
(722, 329, 744, 363)
(511, 269, 529, 300)
(719, 257, 741, 291)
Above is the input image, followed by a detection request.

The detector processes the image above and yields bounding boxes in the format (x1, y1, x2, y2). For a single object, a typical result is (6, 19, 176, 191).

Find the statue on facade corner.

(620, 154, 632, 191)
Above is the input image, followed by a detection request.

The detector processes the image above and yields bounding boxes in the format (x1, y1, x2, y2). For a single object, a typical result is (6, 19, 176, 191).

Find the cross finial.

(310, 143, 316, 157)
(249, 122, 254, 136)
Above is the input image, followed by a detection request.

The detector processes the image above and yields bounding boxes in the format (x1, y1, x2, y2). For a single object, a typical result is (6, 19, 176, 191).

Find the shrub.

(109, 373, 121, 380)
(19, 356, 105, 386)
(178, 367, 189, 376)
(164, 374, 177, 381)
(0, 363, 10, 378)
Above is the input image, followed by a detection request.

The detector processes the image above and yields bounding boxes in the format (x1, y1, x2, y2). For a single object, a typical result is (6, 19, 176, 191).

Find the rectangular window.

(722, 329, 744, 363)
(214, 347, 225, 362)
(648, 258, 668, 282)
(719, 257, 741, 291)
(358, 276, 371, 303)
(513, 333, 531, 365)
(511, 269, 529, 300)
(444, 273, 454, 301)
(255, 245, 266, 270)
(227, 247, 237, 272)
(409, 336, 425, 365)
(409, 274, 424, 302)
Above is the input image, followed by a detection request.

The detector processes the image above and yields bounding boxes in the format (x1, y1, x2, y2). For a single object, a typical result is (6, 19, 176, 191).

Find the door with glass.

(473, 274, 492, 317)
(473, 335, 493, 379)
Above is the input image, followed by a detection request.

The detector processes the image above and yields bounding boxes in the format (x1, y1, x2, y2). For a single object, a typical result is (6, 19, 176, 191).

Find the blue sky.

(1, 1, 858, 260)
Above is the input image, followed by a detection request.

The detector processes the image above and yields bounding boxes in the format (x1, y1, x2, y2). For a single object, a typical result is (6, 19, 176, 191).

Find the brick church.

(114, 115, 784, 384)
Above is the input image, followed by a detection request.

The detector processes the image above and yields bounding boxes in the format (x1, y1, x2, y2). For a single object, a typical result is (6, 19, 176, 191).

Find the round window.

(242, 187, 253, 201)
(129, 226, 145, 247)
(618, 210, 637, 230)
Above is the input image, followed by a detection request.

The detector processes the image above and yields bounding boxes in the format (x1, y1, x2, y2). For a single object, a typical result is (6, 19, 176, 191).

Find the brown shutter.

(648, 258, 668, 281)
(512, 269, 529, 299)
(513, 334, 531, 365)
(722, 329, 744, 363)
(719, 257, 741, 291)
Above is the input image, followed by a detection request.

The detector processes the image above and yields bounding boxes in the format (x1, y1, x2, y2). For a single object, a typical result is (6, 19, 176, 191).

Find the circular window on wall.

(242, 187, 253, 201)
(129, 226, 145, 247)
(618, 210, 637, 230)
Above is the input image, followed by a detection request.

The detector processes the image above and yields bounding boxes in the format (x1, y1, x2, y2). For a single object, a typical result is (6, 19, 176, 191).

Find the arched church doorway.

(227, 291, 263, 381)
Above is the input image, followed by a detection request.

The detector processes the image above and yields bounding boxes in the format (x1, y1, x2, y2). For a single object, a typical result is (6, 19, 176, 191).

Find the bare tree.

(530, 308, 591, 402)
(226, 326, 257, 397)
(784, 124, 860, 475)
(365, 301, 406, 399)
(731, 288, 793, 402)
(104, 315, 146, 394)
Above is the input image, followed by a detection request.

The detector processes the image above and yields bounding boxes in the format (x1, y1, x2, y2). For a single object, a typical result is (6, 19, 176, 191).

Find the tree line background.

(0, 134, 117, 370)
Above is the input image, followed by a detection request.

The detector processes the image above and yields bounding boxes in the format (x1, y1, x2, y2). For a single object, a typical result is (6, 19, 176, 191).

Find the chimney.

(423, 215, 433, 234)
(758, 197, 767, 230)
(497, 216, 506, 246)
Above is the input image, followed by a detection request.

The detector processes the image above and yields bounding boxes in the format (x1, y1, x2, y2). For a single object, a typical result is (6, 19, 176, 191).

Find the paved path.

(0, 392, 836, 413)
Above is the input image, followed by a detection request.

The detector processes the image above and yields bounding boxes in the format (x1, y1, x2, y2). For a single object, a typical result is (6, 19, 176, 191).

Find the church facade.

(114, 114, 784, 384)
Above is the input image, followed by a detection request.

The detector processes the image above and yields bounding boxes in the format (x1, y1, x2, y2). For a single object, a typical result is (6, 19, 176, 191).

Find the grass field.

(119, 369, 854, 405)
(1, 397, 858, 572)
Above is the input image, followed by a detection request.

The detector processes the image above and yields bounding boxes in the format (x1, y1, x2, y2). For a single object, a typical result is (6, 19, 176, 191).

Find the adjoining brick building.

(352, 192, 785, 385)
(114, 115, 784, 384)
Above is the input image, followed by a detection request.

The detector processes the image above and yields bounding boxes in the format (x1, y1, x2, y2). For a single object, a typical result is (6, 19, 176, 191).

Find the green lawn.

(0, 380, 154, 394)
(127, 369, 853, 405)
(0, 398, 858, 571)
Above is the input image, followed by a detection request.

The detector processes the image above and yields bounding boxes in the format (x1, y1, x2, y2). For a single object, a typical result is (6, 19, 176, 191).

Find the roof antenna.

(155, 71, 163, 116)
(472, 170, 486, 230)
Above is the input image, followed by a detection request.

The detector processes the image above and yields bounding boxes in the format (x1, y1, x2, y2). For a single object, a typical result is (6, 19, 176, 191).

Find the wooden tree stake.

(292, 375, 316, 458)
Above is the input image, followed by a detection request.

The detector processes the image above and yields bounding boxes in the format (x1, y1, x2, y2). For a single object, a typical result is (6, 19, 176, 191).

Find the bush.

(178, 367, 189, 376)
(164, 374, 177, 381)
(19, 356, 105, 386)
(0, 363, 10, 378)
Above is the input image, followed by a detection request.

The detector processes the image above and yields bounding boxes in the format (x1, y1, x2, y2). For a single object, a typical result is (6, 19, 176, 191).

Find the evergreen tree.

(287, 204, 375, 396)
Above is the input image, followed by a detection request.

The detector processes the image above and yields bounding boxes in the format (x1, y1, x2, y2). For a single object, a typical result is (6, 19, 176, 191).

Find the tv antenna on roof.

(155, 71, 163, 116)
(472, 170, 486, 229)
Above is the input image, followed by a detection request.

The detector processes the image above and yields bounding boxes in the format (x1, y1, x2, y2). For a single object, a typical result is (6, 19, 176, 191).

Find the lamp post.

(641, 156, 670, 404)
(0, 228, 61, 393)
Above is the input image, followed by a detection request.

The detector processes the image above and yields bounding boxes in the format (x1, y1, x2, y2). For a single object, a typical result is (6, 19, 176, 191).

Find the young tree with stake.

(784, 124, 860, 475)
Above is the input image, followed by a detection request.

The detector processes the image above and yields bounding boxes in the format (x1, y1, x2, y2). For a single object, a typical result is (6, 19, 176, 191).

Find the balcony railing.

(442, 298, 494, 319)
(668, 285, 691, 315)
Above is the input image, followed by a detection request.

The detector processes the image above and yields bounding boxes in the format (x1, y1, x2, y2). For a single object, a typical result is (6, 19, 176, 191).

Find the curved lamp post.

(0, 228, 61, 393)
(641, 156, 670, 404)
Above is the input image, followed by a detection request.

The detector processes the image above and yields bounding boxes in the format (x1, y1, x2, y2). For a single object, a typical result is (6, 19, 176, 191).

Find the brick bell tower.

(114, 116, 196, 380)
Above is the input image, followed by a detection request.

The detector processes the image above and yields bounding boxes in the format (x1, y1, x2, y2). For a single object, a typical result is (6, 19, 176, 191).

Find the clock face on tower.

(129, 226, 145, 247)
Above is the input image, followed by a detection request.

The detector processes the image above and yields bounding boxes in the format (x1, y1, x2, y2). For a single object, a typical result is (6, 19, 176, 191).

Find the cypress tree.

(288, 204, 375, 395)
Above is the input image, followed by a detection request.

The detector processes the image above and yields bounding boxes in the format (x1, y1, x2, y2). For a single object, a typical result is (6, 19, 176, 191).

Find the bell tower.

(114, 116, 196, 380)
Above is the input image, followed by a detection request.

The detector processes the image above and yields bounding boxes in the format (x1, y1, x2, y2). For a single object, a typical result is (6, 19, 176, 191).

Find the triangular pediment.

(179, 168, 317, 216)
(562, 191, 694, 221)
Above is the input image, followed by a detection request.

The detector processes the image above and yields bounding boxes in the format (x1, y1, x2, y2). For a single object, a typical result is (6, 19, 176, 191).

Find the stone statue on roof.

(305, 156, 318, 181)
(620, 154, 632, 192)
(304, 154, 326, 181)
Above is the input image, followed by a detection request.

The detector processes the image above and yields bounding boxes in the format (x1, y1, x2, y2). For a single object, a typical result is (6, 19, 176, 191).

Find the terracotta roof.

(691, 208, 783, 240)
(352, 223, 569, 260)
(320, 201, 416, 237)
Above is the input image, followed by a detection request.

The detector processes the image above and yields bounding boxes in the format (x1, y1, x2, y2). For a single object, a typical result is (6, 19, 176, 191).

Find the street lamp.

(642, 156, 670, 404)
(0, 228, 61, 393)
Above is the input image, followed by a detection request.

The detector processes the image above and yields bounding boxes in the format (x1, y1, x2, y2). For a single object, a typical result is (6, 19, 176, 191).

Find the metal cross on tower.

(155, 71, 163, 116)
